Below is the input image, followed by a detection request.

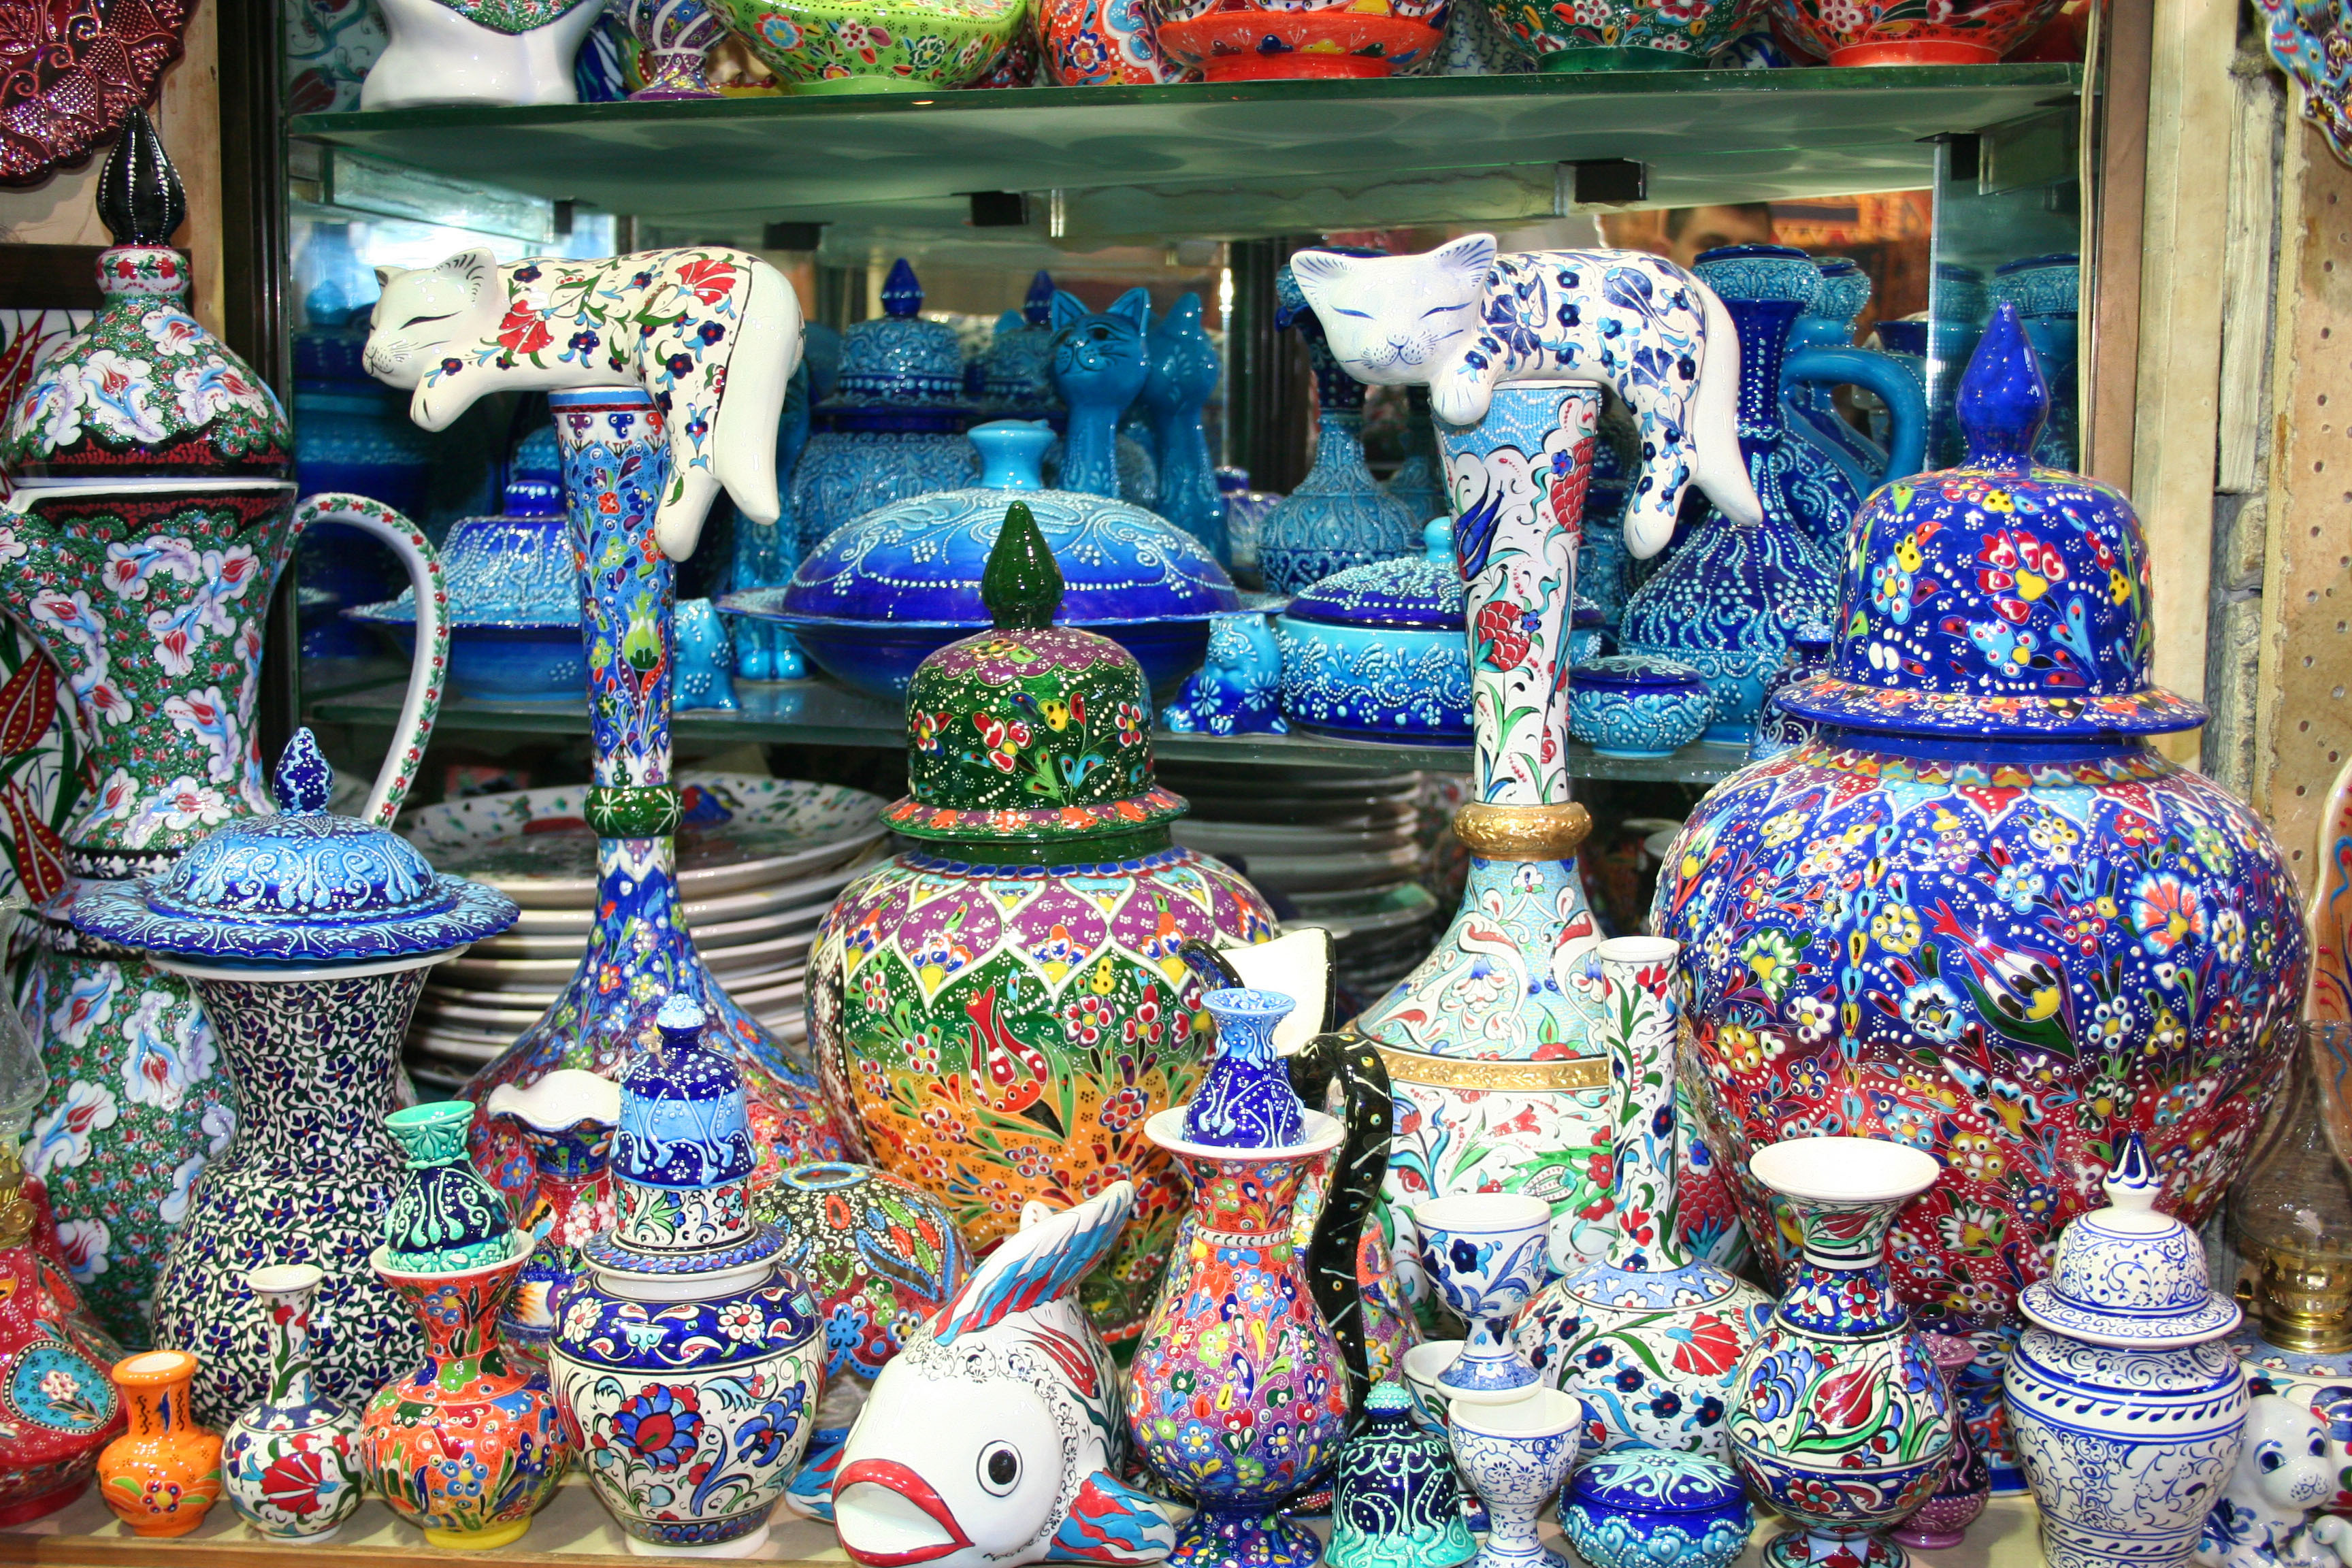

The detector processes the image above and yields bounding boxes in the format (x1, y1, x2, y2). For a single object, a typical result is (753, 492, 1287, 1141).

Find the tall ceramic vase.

(463, 387, 847, 1200)
(1727, 1139, 1954, 1568)
(1516, 935, 1772, 1458)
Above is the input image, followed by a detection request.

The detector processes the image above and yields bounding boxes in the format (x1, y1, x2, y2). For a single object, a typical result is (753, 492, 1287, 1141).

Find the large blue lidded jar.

(1276, 518, 1469, 746)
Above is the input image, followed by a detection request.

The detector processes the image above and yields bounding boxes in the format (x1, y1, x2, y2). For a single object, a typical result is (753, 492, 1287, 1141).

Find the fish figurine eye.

(978, 1443, 1022, 1497)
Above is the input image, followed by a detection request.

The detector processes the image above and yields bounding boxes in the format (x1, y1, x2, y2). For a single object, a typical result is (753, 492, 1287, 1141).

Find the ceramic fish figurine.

(1286, 235, 1760, 556)
(832, 1183, 1181, 1568)
(2197, 1394, 2352, 1568)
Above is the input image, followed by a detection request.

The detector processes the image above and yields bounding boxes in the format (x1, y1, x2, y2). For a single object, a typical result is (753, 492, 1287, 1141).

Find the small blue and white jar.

(1567, 655, 1714, 758)
(1276, 519, 1469, 746)
(1563, 1450, 1751, 1568)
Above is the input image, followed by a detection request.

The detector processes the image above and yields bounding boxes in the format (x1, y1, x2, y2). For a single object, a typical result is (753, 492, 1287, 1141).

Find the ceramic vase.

(359, 1246, 568, 1549)
(1277, 518, 1471, 746)
(1185, 987, 1309, 1147)
(386, 1100, 519, 1271)
(1776, 260, 1929, 558)
(2006, 1135, 2249, 1568)
(221, 1263, 365, 1540)
(1126, 1107, 1357, 1568)
(621, 0, 723, 95)
(1561, 1450, 1750, 1568)
(1727, 1138, 1954, 1568)
(805, 505, 1276, 1341)
(97, 1349, 223, 1537)
(1656, 306, 2302, 1485)
(0, 1149, 123, 1524)
(1891, 1331, 1986, 1550)
(1516, 936, 1772, 1458)
(1769, 0, 2064, 64)
(484, 1069, 618, 1369)
(361, 0, 602, 106)
(1618, 244, 1841, 744)
(1327, 1382, 1475, 1568)
(550, 996, 825, 1556)
(755, 1160, 970, 1386)
(1260, 260, 1420, 593)
(463, 386, 849, 1205)
(1142, 291, 1228, 563)
(1414, 1192, 1549, 1403)
(1449, 1388, 1581, 1568)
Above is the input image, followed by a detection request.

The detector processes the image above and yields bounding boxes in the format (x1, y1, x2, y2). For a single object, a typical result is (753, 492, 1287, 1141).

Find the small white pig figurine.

(2200, 1394, 2352, 1568)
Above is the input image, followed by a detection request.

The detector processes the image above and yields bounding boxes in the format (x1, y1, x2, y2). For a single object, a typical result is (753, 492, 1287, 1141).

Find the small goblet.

(1450, 1388, 1582, 1568)
(1413, 1192, 1551, 1403)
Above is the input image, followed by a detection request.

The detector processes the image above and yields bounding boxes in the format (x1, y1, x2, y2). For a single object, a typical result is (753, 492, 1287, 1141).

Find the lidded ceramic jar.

(1277, 518, 1469, 745)
(1566, 654, 1713, 758)
(1562, 1450, 1751, 1568)
(981, 271, 1061, 415)
(804, 506, 1277, 1341)
(732, 423, 1237, 700)
(2005, 1134, 2249, 1568)
(1327, 1381, 1475, 1568)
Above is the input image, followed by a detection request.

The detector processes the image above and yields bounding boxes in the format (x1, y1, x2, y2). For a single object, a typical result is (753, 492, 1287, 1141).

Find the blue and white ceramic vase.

(1618, 244, 1842, 744)
(1778, 255, 1929, 556)
(1990, 253, 2080, 470)
(2006, 1134, 2249, 1568)
(1448, 1388, 1580, 1568)
(728, 420, 1238, 700)
(1328, 1382, 1475, 1568)
(1744, 623, 1833, 764)
(549, 995, 825, 1557)
(1654, 305, 2303, 1488)
(789, 259, 976, 554)
(1561, 1450, 1750, 1568)
(1727, 1137, 1954, 1568)
(1183, 987, 1308, 1149)
(67, 730, 521, 1428)
(1565, 655, 1713, 759)
(1141, 291, 1227, 563)
(1276, 519, 1471, 745)
(220, 1264, 365, 1541)
(1259, 259, 1419, 593)
(1160, 609, 1286, 736)
(1384, 388, 1448, 527)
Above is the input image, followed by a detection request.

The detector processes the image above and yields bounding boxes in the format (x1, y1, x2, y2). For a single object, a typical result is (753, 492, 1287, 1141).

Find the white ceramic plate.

(410, 1026, 510, 1064)
(1174, 817, 1417, 857)
(1228, 841, 1423, 894)
(415, 995, 542, 1032)
(496, 849, 881, 937)
(1281, 881, 1440, 941)
(442, 924, 817, 990)
(404, 774, 889, 908)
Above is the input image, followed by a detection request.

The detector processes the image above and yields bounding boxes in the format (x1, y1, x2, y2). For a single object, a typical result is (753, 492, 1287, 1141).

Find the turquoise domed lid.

(828, 258, 966, 410)
(1286, 519, 1460, 631)
(71, 729, 519, 966)
(350, 424, 572, 628)
(1778, 304, 2204, 739)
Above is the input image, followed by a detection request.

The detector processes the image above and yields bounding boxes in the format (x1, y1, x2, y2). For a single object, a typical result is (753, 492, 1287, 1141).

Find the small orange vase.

(97, 1350, 222, 1537)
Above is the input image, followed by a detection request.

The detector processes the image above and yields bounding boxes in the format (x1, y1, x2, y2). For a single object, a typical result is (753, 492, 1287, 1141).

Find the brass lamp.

(2229, 1021, 2352, 1354)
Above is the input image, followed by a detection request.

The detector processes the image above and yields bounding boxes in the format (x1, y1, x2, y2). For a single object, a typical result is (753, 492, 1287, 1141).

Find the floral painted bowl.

(1567, 654, 1713, 758)
(1769, 0, 2064, 65)
(1485, 0, 1759, 71)
(1156, 3, 1446, 80)
(713, 0, 1029, 89)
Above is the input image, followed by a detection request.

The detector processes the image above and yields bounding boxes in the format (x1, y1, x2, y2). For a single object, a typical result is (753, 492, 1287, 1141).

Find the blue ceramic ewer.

(1779, 255, 1928, 555)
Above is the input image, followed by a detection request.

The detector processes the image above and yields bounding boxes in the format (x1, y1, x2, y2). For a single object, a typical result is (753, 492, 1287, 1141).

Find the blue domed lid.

(983, 291, 1061, 414)
(1569, 1450, 1745, 1514)
(1813, 255, 1872, 327)
(829, 258, 967, 410)
(615, 995, 758, 1190)
(1991, 252, 2080, 318)
(1780, 304, 2204, 740)
(1695, 243, 1824, 307)
(348, 510, 579, 629)
(71, 730, 519, 966)
(770, 420, 1237, 630)
(1571, 653, 1709, 694)
(502, 423, 563, 519)
(1286, 519, 1460, 630)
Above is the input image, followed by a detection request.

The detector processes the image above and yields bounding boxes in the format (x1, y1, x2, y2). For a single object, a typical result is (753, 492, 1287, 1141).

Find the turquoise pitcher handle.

(1783, 346, 1929, 485)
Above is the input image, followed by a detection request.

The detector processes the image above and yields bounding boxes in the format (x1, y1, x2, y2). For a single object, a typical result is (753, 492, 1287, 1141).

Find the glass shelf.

(306, 675, 1752, 783)
(288, 65, 2080, 243)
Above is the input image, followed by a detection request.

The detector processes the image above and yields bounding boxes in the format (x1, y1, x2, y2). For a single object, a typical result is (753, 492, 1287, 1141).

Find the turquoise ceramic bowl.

(1567, 654, 1714, 757)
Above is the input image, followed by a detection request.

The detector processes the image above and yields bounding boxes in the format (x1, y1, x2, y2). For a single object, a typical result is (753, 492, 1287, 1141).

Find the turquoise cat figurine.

(730, 363, 810, 680)
(1140, 291, 1226, 564)
(1050, 288, 1152, 500)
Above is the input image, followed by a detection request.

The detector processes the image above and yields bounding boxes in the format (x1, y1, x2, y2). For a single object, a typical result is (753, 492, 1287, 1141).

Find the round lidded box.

(1563, 1449, 1752, 1568)
(1276, 517, 1469, 746)
(1567, 654, 1714, 758)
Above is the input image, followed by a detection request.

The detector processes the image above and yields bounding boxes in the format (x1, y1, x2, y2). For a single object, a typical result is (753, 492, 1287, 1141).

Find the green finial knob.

(981, 501, 1064, 631)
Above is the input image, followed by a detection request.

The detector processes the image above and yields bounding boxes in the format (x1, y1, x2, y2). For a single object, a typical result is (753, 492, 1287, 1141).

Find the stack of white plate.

(396, 774, 889, 1090)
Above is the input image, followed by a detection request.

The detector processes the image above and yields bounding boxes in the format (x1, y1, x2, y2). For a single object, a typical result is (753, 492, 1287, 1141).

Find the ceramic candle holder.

(1412, 1193, 1550, 1403)
(1449, 1388, 1581, 1568)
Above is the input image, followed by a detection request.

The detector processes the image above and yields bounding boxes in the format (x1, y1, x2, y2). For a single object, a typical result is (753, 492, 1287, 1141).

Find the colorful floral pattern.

(221, 1268, 364, 1539)
(1486, 0, 1761, 63)
(1039, 0, 1183, 82)
(713, 0, 1027, 86)
(1771, 0, 2064, 65)
(0, 1247, 122, 1519)
(755, 1161, 970, 1381)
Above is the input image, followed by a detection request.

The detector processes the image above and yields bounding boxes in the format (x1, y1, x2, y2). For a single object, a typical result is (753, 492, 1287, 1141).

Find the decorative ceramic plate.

(402, 774, 887, 908)
(1213, 841, 1422, 894)
(1173, 817, 1418, 856)
(494, 846, 881, 934)
(442, 913, 823, 982)
(0, 0, 194, 185)
(1281, 881, 1440, 940)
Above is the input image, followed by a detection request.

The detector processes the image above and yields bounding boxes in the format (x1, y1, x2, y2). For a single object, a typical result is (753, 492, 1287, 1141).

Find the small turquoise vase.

(382, 1102, 519, 1274)
(1328, 1382, 1477, 1568)
(1183, 987, 1307, 1149)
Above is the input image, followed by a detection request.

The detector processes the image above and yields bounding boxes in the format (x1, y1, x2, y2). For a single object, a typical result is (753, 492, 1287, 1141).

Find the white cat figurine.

(1288, 233, 1759, 557)
(364, 245, 802, 560)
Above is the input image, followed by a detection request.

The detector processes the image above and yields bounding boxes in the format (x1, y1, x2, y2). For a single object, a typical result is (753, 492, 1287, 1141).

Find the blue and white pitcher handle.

(289, 493, 448, 828)
(1782, 346, 1929, 486)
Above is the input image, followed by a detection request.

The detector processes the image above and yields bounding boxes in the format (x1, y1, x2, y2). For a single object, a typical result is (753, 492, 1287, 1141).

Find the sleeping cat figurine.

(1288, 233, 1759, 557)
(363, 244, 802, 561)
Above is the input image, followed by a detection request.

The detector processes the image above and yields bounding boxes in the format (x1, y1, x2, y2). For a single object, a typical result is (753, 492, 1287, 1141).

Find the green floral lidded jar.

(808, 502, 1277, 1339)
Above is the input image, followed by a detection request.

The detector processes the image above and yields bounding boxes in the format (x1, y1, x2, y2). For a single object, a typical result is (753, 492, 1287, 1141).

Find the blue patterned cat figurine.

(1183, 987, 1308, 1149)
(1140, 291, 1226, 563)
(1160, 610, 1285, 736)
(1050, 288, 1151, 500)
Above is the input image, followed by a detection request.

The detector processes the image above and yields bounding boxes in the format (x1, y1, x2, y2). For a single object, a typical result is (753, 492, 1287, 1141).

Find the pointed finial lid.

(2101, 1131, 2161, 1219)
(1957, 301, 2049, 469)
(97, 109, 185, 250)
(2019, 1130, 2240, 1347)
(882, 258, 923, 319)
(656, 992, 707, 1045)
(1023, 269, 1056, 327)
(272, 727, 333, 815)
(981, 502, 1064, 630)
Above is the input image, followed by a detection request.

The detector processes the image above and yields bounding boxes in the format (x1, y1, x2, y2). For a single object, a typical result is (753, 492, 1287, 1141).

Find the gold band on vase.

(1372, 1043, 1610, 1092)
(1452, 801, 1592, 862)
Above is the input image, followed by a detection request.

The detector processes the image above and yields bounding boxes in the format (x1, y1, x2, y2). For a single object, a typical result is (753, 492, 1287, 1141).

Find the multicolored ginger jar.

(1657, 303, 2304, 1482)
(808, 504, 1275, 1340)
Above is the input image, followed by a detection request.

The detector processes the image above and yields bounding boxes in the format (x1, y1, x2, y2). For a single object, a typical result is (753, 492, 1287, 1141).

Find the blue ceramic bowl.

(361, 623, 586, 705)
(1567, 654, 1714, 758)
(1563, 1451, 1750, 1568)
(1275, 519, 1468, 747)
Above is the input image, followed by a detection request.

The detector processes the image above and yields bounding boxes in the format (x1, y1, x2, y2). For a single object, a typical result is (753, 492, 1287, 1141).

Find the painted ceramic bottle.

(1516, 936, 1772, 1458)
(220, 1263, 364, 1540)
(2006, 1134, 2249, 1568)
(1141, 291, 1228, 564)
(1891, 1331, 1987, 1550)
(806, 505, 1277, 1340)
(3, 115, 450, 1347)
(69, 732, 518, 1427)
(1260, 257, 1420, 593)
(463, 386, 849, 1206)
(550, 995, 825, 1556)
(1727, 1137, 1954, 1568)
(484, 1069, 618, 1369)
(97, 1348, 223, 1537)
(1618, 244, 1842, 743)
(1656, 305, 2303, 1482)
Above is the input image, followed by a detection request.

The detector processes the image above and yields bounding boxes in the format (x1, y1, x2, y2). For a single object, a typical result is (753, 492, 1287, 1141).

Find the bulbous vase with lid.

(2006, 1134, 2249, 1568)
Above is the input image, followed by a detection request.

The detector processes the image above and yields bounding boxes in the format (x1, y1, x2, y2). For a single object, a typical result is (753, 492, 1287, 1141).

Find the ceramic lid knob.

(96, 108, 186, 248)
(881, 257, 923, 319)
(1022, 269, 1055, 327)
